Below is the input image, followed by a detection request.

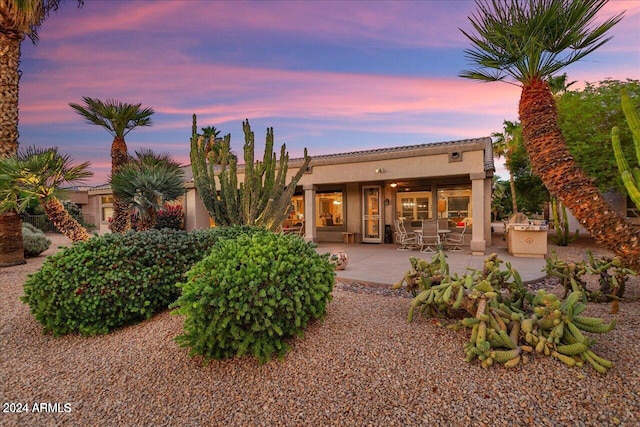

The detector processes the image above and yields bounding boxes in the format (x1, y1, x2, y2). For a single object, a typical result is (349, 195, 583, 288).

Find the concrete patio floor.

(315, 233, 547, 285)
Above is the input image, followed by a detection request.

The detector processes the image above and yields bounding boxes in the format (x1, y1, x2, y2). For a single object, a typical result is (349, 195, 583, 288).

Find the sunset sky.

(17, 0, 640, 185)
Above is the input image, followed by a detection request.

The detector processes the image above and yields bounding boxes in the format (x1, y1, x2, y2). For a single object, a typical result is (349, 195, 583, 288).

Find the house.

(75, 137, 497, 255)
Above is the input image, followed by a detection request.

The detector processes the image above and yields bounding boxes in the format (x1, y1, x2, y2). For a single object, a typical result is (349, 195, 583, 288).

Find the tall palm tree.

(491, 120, 522, 215)
(110, 149, 185, 231)
(460, 0, 639, 269)
(69, 97, 154, 233)
(0, 146, 92, 242)
(0, 0, 82, 266)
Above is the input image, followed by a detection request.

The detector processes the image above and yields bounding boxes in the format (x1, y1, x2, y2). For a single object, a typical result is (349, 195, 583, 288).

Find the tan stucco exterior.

(74, 137, 496, 253)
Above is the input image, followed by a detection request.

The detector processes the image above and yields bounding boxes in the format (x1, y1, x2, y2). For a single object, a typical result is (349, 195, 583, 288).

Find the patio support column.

(470, 173, 487, 255)
(303, 184, 317, 243)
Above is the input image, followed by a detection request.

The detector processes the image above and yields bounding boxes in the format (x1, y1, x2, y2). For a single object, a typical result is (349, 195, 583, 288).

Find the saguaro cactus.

(190, 115, 311, 231)
(612, 88, 640, 210)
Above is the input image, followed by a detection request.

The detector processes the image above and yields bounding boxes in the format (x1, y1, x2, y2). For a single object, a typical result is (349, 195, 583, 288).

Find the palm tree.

(0, 155, 29, 266)
(200, 126, 222, 163)
(199, 125, 238, 164)
(110, 149, 185, 231)
(0, 146, 92, 242)
(0, 0, 82, 266)
(491, 120, 522, 215)
(548, 72, 577, 97)
(460, 0, 639, 269)
(69, 97, 154, 233)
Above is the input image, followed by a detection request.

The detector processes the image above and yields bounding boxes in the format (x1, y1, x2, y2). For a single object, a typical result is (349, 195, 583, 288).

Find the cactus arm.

(611, 127, 631, 176)
(613, 88, 640, 210)
(620, 89, 640, 165)
(190, 114, 221, 223)
(621, 171, 640, 209)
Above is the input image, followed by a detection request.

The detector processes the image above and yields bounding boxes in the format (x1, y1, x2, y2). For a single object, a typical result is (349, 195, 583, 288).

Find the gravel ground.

(1, 233, 639, 426)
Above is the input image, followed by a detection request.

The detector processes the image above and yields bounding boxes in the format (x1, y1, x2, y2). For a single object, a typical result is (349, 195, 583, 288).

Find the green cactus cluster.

(189, 115, 311, 231)
(612, 88, 640, 210)
(544, 250, 637, 308)
(397, 250, 619, 373)
(550, 197, 579, 246)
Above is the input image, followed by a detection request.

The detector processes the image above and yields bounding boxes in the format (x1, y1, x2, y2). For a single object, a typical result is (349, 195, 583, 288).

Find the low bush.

(155, 204, 184, 230)
(171, 231, 335, 364)
(21, 227, 260, 336)
(22, 222, 51, 257)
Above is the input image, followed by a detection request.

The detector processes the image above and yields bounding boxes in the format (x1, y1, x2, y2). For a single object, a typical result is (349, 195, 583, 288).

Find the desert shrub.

(155, 204, 184, 230)
(171, 231, 335, 363)
(22, 222, 51, 257)
(20, 228, 237, 336)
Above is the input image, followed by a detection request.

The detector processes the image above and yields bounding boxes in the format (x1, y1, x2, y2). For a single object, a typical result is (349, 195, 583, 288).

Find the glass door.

(362, 185, 382, 243)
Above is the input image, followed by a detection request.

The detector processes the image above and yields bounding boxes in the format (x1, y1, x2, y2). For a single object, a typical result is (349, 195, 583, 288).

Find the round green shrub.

(171, 231, 335, 364)
(22, 222, 51, 257)
(20, 228, 238, 336)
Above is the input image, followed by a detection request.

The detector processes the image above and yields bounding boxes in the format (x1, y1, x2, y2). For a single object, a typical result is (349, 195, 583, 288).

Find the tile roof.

(290, 136, 495, 171)
(99, 137, 494, 187)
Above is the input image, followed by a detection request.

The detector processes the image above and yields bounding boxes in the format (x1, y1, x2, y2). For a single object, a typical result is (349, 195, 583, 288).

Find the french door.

(362, 185, 383, 243)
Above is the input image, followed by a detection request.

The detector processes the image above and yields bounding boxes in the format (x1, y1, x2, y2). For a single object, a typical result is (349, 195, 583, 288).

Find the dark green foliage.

(20, 228, 233, 336)
(508, 139, 549, 214)
(558, 79, 640, 192)
(22, 222, 51, 257)
(171, 231, 335, 364)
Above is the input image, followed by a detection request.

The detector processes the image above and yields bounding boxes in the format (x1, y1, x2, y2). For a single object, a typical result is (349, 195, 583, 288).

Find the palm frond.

(460, 0, 623, 84)
(69, 97, 154, 138)
(110, 150, 185, 221)
(2, 1, 83, 43)
(0, 146, 91, 210)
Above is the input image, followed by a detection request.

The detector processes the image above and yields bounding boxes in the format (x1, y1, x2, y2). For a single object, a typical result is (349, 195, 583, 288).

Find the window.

(100, 195, 113, 223)
(284, 194, 305, 229)
(437, 186, 472, 227)
(396, 191, 431, 220)
(317, 191, 343, 227)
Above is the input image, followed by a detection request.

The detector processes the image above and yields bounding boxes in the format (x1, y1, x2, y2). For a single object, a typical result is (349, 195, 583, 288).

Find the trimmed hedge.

(171, 231, 335, 364)
(21, 226, 263, 336)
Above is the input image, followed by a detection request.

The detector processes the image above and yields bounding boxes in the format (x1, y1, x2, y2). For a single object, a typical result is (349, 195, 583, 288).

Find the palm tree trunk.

(110, 136, 130, 233)
(0, 30, 26, 266)
(519, 79, 640, 270)
(136, 207, 156, 231)
(0, 30, 21, 158)
(0, 211, 26, 267)
(509, 172, 518, 214)
(42, 197, 90, 242)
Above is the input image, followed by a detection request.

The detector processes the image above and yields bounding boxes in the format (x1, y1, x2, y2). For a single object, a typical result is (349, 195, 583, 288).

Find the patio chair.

(395, 219, 419, 251)
(418, 219, 440, 253)
(445, 221, 467, 251)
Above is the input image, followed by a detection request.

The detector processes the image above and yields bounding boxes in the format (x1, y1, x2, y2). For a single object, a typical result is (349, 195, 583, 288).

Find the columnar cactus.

(612, 89, 640, 210)
(189, 115, 311, 231)
(550, 197, 578, 246)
